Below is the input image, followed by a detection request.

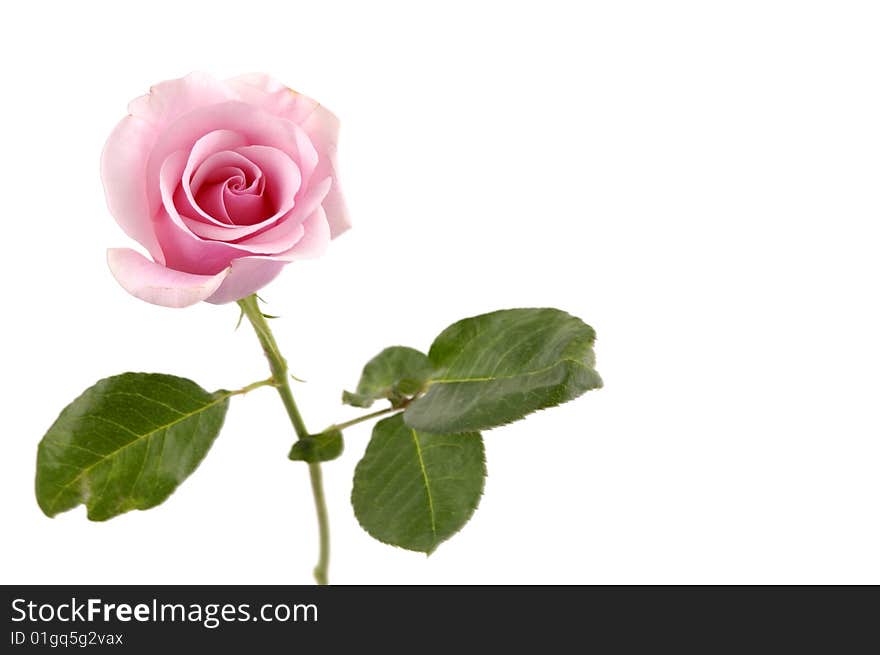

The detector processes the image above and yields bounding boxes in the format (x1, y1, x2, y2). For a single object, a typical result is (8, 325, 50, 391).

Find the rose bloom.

(102, 72, 349, 307)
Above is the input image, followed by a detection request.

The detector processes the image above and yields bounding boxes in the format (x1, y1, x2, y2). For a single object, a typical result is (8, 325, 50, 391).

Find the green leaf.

(352, 414, 485, 554)
(289, 430, 344, 463)
(343, 346, 434, 409)
(404, 308, 602, 433)
(341, 390, 375, 408)
(35, 373, 231, 521)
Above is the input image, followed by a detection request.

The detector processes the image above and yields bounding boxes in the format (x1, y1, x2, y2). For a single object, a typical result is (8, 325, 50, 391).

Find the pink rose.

(102, 72, 349, 308)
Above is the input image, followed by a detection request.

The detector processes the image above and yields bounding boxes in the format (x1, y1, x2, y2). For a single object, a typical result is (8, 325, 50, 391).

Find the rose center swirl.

(179, 145, 301, 229)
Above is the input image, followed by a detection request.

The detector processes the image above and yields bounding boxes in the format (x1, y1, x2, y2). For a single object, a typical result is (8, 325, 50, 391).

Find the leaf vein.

(409, 427, 437, 541)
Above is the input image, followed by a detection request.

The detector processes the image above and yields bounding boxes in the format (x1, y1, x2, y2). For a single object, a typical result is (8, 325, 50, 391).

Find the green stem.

(237, 294, 331, 585)
(229, 377, 277, 397)
(329, 406, 400, 432)
(308, 463, 330, 585)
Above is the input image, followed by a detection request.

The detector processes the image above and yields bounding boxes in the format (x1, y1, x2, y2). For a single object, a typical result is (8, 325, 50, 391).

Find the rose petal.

(159, 150, 202, 233)
(204, 256, 287, 305)
(154, 210, 249, 274)
(100, 116, 165, 263)
(127, 72, 233, 128)
(274, 206, 331, 261)
(297, 106, 351, 239)
(182, 177, 232, 224)
(107, 248, 229, 308)
(226, 73, 319, 123)
(218, 189, 269, 227)
(318, 159, 351, 239)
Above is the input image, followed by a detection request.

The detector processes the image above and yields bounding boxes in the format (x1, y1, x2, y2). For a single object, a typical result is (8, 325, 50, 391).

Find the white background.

(1, 1, 878, 584)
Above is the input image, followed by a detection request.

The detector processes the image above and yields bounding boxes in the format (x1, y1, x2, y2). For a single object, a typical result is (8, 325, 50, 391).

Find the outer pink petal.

(100, 116, 164, 263)
(226, 74, 351, 237)
(226, 73, 319, 124)
(273, 206, 331, 261)
(298, 107, 350, 239)
(204, 257, 287, 305)
(107, 248, 229, 308)
(318, 168, 350, 239)
(127, 72, 233, 128)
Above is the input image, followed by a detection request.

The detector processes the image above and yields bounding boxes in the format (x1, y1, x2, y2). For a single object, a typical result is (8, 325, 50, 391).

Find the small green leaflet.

(35, 373, 230, 521)
(343, 346, 434, 408)
(352, 414, 485, 554)
(289, 430, 344, 463)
